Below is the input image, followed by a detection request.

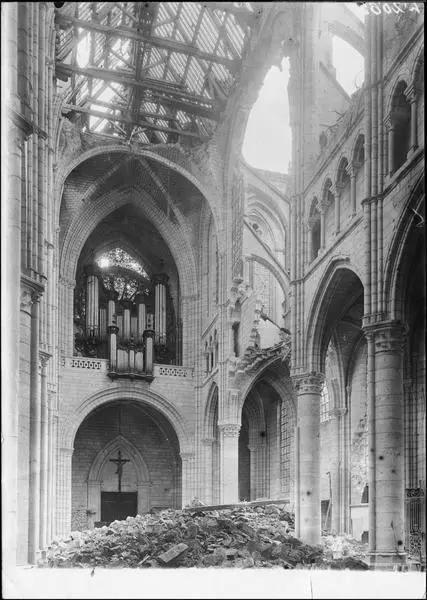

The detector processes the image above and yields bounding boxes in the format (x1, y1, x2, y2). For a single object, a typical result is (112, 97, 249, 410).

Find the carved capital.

(39, 350, 52, 369)
(201, 437, 215, 446)
(20, 288, 34, 312)
(218, 423, 241, 437)
(20, 275, 44, 311)
(374, 322, 407, 354)
(292, 372, 324, 395)
(329, 407, 347, 420)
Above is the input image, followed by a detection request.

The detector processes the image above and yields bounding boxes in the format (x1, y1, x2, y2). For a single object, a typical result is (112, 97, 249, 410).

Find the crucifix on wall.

(109, 450, 130, 492)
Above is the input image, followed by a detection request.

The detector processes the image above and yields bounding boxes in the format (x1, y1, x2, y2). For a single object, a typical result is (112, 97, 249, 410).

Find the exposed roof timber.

(55, 14, 240, 70)
(62, 103, 207, 139)
(56, 63, 222, 118)
(201, 2, 256, 18)
(83, 97, 181, 123)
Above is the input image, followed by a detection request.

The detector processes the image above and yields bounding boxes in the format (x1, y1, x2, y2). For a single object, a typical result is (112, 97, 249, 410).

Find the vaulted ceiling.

(55, 2, 261, 145)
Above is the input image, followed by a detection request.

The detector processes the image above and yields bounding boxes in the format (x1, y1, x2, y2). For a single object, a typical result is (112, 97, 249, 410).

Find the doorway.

(100, 491, 137, 524)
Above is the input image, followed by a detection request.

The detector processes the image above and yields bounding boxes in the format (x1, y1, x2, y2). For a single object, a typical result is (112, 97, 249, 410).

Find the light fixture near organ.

(74, 249, 177, 379)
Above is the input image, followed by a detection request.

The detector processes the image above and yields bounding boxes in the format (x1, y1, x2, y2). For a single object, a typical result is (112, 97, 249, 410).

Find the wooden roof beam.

(62, 103, 208, 139)
(55, 14, 239, 70)
(56, 62, 221, 119)
(82, 96, 182, 123)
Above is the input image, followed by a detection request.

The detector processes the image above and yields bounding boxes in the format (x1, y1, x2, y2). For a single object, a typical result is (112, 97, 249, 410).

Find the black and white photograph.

(1, 2, 425, 598)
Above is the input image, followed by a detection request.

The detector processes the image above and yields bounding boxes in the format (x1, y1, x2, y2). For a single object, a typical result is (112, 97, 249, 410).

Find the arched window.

(320, 382, 331, 423)
(309, 197, 321, 262)
(390, 81, 411, 174)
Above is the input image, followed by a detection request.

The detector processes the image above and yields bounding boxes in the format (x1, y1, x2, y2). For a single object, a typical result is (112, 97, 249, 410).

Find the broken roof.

(55, 2, 261, 145)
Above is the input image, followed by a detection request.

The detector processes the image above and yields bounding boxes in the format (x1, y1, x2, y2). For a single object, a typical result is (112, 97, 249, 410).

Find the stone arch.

(351, 133, 365, 168)
(386, 72, 411, 117)
(411, 44, 424, 88)
(61, 385, 191, 454)
(250, 254, 289, 296)
(322, 176, 334, 203)
(85, 434, 152, 525)
(305, 258, 364, 372)
(56, 145, 221, 232)
(335, 156, 350, 188)
(88, 434, 150, 484)
(383, 174, 425, 321)
(59, 186, 197, 297)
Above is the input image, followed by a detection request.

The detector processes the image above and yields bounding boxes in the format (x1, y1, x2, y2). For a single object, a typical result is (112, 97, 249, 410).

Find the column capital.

(218, 422, 240, 437)
(201, 437, 215, 446)
(39, 351, 52, 368)
(292, 372, 324, 395)
(20, 276, 44, 311)
(363, 321, 407, 353)
(329, 407, 347, 420)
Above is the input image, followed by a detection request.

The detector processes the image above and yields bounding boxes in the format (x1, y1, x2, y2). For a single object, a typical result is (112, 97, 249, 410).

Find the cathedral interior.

(2, 1, 425, 571)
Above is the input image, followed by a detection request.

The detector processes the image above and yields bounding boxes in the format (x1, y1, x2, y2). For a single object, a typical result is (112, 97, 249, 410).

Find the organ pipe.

(153, 274, 168, 345)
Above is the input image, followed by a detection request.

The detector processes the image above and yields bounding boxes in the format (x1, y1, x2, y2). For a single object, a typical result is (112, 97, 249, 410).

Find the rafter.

(55, 14, 239, 70)
(82, 97, 181, 123)
(62, 103, 208, 139)
(56, 62, 221, 119)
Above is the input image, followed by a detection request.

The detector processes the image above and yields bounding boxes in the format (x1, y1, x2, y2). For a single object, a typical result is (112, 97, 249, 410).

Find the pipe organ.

(74, 266, 176, 378)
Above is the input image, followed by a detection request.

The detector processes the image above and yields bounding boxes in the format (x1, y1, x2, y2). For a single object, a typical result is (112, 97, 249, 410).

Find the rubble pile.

(45, 505, 368, 570)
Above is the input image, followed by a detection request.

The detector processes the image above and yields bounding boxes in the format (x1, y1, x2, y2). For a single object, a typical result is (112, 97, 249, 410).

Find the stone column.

(306, 220, 313, 264)
(218, 423, 241, 504)
(201, 438, 214, 505)
(39, 350, 51, 551)
(28, 288, 43, 564)
(329, 407, 347, 534)
(347, 164, 357, 217)
(4, 101, 33, 564)
(404, 85, 418, 156)
(319, 206, 326, 250)
(180, 452, 195, 508)
(293, 373, 323, 545)
(370, 322, 406, 568)
(333, 186, 341, 235)
(385, 116, 395, 177)
(56, 447, 73, 538)
(46, 393, 54, 544)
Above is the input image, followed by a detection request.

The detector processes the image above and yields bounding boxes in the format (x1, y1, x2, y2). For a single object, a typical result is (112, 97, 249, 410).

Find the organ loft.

(2, 0, 425, 573)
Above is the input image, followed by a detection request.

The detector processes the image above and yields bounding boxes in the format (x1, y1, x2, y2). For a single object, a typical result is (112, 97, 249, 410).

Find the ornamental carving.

(292, 372, 324, 395)
(373, 323, 406, 354)
(231, 171, 245, 280)
(20, 288, 34, 312)
(218, 423, 241, 438)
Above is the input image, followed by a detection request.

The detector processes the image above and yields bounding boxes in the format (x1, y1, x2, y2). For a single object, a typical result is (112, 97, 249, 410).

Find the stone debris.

(44, 504, 369, 570)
